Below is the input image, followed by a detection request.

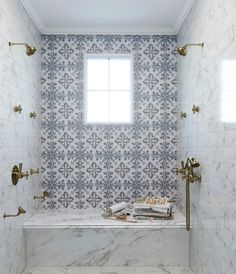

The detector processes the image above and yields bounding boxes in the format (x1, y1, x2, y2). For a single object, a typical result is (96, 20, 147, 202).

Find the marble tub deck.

(23, 209, 186, 228)
(22, 266, 194, 274)
(23, 209, 189, 267)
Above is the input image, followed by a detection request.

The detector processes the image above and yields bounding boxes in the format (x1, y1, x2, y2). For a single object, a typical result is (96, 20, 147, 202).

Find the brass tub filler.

(176, 158, 201, 231)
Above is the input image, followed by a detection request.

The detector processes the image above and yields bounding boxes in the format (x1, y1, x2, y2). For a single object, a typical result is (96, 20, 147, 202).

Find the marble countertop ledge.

(23, 209, 187, 229)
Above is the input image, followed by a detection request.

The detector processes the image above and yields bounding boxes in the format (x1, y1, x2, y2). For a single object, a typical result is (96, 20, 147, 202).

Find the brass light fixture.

(9, 42, 36, 56)
(192, 105, 200, 114)
(3, 207, 26, 218)
(12, 163, 29, 185)
(176, 42, 204, 56)
(14, 105, 22, 113)
(30, 111, 37, 119)
(34, 191, 49, 200)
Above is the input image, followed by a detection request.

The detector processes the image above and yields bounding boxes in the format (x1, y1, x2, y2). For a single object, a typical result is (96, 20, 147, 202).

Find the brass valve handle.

(30, 111, 37, 119)
(14, 105, 22, 113)
(30, 168, 40, 175)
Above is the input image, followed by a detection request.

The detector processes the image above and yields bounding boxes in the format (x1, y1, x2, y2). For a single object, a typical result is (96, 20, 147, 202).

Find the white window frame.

(84, 53, 133, 125)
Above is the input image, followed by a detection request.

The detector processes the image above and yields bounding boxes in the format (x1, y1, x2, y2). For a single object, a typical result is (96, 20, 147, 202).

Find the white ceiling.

(20, 0, 195, 35)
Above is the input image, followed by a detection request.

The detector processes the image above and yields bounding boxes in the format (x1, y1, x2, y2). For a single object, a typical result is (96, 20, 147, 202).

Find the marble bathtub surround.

(41, 34, 178, 210)
(0, 1, 41, 273)
(178, 0, 236, 273)
(23, 209, 189, 267)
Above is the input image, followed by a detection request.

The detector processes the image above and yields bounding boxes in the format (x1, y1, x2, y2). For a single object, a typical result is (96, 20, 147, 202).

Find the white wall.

(178, 0, 236, 273)
(0, 0, 41, 273)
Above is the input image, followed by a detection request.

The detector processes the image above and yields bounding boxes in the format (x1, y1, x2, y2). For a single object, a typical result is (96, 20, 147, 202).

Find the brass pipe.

(186, 180, 190, 231)
(177, 158, 201, 231)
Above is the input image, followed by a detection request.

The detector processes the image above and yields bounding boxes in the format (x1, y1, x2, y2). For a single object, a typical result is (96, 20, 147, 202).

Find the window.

(85, 55, 132, 124)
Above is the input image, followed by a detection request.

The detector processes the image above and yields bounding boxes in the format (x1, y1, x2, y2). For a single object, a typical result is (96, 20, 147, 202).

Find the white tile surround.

(22, 266, 194, 274)
(0, 0, 41, 273)
(177, 0, 236, 273)
(23, 209, 189, 268)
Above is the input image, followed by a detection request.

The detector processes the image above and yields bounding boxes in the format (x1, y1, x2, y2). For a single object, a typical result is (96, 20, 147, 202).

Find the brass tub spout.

(3, 207, 26, 218)
(34, 191, 49, 200)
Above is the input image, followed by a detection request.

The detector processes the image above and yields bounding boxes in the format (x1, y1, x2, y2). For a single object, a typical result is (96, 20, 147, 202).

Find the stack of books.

(133, 197, 173, 220)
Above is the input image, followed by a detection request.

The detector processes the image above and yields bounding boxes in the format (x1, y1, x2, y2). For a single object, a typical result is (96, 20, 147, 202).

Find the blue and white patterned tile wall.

(41, 35, 177, 210)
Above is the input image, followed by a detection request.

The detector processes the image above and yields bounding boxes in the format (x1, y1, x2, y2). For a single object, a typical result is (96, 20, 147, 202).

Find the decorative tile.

(42, 35, 177, 209)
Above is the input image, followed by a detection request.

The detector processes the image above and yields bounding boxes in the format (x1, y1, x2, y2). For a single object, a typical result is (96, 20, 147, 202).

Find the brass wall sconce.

(29, 111, 37, 119)
(180, 112, 187, 119)
(176, 42, 204, 56)
(176, 158, 201, 231)
(14, 105, 22, 113)
(34, 191, 49, 200)
(192, 105, 200, 114)
(3, 207, 26, 218)
(29, 168, 40, 175)
(12, 163, 29, 185)
(9, 42, 37, 56)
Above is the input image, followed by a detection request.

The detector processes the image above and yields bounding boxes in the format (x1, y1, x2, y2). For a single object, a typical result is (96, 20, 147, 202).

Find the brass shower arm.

(9, 42, 28, 46)
(184, 43, 204, 48)
(9, 41, 37, 56)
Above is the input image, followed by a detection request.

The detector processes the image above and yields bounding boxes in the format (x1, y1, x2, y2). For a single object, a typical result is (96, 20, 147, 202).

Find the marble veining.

(24, 209, 189, 267)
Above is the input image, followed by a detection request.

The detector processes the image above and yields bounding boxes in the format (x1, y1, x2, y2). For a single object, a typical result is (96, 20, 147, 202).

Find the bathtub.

(23, 209, 189, 267)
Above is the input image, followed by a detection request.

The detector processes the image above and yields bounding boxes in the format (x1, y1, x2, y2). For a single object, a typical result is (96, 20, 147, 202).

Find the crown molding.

(19, 0, 45, 33)
(173, 0, 195, 34)
(20, 0, 194, 35)
(41, 26, 176, 35)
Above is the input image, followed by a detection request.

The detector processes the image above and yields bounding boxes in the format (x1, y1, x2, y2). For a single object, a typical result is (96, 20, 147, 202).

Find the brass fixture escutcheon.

(12, 163, 29, 185)
(12, 165, 19, 185)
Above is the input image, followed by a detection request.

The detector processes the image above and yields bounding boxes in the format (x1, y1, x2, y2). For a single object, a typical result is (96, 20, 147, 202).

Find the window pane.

(87, 91, 109, 122)
(109, 91, 131, 123)
(87, 58, 109, 90)
(110, 58, 131, 90)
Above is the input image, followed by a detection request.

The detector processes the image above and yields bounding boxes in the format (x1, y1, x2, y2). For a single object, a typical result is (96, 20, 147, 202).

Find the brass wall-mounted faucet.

(176, 158, 201, 231)
(12, 163, 29, 185)
(34, 191, 49, 200)
(3, 207, 26, 218)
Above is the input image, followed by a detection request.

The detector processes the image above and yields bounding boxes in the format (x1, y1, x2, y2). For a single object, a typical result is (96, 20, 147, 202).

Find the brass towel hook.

(3, 207, 26, 218)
